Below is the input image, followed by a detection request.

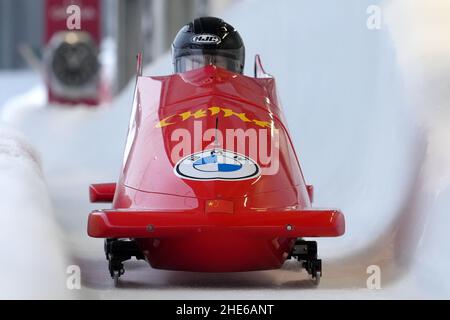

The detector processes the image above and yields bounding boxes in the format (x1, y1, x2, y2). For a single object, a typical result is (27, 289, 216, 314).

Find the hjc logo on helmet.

(191, 34, 221, 44)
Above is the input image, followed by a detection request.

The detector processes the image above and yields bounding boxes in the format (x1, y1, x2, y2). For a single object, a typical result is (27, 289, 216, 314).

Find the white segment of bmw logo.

(174, 149, 260, 181)
(191, 34, 221, 44)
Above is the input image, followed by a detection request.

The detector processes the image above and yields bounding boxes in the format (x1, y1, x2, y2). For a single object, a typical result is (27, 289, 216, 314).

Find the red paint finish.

(88, 65, 345, 272)
(89, 183, 116, 203)
(205, 199, 234, 214)
(45, 0, 101, 43)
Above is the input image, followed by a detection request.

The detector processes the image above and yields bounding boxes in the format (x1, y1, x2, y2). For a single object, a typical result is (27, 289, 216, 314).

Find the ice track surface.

(2, 0, 450, 298)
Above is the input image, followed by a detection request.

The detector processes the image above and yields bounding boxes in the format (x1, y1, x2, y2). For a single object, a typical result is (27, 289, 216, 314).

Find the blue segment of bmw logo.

(175, 149, 260, 181)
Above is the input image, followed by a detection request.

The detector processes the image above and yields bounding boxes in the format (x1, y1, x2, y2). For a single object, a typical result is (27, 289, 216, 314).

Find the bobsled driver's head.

(172, 17, 245, 74)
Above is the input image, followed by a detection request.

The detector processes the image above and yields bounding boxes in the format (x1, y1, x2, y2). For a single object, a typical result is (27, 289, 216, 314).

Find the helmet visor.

(174, 54, 243, 74)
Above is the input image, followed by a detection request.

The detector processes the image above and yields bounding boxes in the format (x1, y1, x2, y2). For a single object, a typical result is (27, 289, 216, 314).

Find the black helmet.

(172, 17, 245, 74)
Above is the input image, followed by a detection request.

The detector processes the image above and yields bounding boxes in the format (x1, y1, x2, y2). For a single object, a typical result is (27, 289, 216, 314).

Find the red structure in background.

(44, 0, 105, 106)
(44, 0, 101, 44)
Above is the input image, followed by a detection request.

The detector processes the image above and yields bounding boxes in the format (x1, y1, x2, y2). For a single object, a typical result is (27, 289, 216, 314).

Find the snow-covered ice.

(0, 71, 40, 108)
(0, 125, 71, 299)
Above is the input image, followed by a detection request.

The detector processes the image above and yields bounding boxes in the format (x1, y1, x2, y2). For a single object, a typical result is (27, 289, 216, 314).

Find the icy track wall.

(223, 0, 421, 290)
(0, 125, 71, 299)
(384, 0, 450, 296)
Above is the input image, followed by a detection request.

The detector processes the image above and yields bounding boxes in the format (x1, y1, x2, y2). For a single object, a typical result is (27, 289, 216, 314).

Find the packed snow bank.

(0, 71, 40, 109)
(384, 0, 450, 297)
(0, 125, 71, 299)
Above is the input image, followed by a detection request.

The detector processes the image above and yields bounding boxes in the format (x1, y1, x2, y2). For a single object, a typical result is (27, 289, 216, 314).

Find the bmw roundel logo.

(174, 149, 260, 181)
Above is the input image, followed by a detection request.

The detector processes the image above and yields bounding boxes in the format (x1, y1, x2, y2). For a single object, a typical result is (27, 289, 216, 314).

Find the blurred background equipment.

(115, 0, 218, 91)
(0, 0, 236, 106)
(44, 0, 103, 105)
(0, 0, 44, 69)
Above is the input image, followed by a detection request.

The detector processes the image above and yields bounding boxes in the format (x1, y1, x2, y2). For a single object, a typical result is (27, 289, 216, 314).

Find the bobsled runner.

(87, 55, 345, 286)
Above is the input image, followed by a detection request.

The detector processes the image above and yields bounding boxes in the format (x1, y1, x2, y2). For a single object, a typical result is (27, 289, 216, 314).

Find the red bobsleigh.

(87, 55, 345, 285)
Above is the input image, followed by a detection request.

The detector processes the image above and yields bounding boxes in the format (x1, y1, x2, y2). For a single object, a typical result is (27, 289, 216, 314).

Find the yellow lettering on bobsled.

(208, 106, 221, 116)
(155, 114, 177, 128)
(252, 119, 272, 128)
(220, 108, 252, 122)
(179, 109, 207, 121)
(155, 106, 273, 129)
